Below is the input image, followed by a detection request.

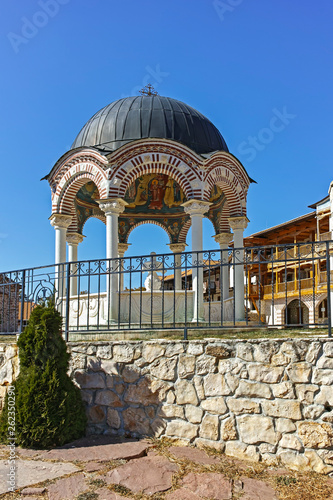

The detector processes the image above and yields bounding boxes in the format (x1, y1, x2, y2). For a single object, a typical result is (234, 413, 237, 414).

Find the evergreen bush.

(0, 301, 87, 448)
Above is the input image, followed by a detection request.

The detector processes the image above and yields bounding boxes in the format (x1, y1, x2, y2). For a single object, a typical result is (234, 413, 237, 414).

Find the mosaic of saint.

(125, 174, 185, 212)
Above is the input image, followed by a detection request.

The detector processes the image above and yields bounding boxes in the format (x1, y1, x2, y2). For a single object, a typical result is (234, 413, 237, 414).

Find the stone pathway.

(0, 436, 332, 499)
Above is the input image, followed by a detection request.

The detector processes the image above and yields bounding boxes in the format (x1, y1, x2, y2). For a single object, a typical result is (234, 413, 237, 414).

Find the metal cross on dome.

(139, 84, 158, 96)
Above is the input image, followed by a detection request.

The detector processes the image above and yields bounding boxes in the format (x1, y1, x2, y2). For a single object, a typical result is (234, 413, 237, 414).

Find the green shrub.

(0, 301, 87, 448)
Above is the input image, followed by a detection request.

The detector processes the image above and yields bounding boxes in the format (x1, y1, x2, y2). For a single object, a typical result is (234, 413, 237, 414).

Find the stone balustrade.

(1, 338, 333, 474)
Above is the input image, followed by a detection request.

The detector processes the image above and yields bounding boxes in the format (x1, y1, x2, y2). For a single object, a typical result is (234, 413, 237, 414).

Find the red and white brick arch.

(125, 220, 172, 244)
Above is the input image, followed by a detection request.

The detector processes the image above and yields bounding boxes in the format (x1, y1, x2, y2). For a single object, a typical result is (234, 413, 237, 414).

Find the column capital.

(213, 232, 233, 246)
(168, 243, 187, 253)
(118, 242, 131, 256)
(98, 198, 128, 215)
(181, 199, 211, 217)
(49, 213, 72, 229)
(228, 216, 249, 231)
(66, 232, 85, 245)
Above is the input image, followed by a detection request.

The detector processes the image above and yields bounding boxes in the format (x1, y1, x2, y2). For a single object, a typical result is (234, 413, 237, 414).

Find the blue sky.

(1, 0, 333, 271)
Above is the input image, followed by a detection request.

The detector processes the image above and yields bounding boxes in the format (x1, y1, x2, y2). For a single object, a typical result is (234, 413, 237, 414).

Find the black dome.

(71, 96, 228, 155)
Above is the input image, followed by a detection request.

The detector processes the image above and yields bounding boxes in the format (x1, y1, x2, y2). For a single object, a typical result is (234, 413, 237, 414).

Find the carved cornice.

(228, 216, 249, 231)
(98, 198, 128, 216)
(66, 233, 85, 245)
(213, 232, 233, 246)
(168, 243, 187, 253)
(181, 200, 211, 217)
(49, 214, 72, 229)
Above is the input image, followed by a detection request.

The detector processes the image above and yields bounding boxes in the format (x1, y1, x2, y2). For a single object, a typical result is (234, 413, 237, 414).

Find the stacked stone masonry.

(1, 339, 333, 474)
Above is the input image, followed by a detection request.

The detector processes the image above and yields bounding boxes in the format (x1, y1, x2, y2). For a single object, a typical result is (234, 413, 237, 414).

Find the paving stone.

(180, 472, 232, 500)
(36, 438, 151, 462)
(21, 487, 46, 495)
(169, 446, 219, 465)
(0, 460, 79, 494)
(105, 455, 179, 495)
(84, 461, 105, 472)
(166, 488, 200, 499)
(47, 473, 88, 500)
(95, 487, 132, 499)
(233, 477, 278, 500)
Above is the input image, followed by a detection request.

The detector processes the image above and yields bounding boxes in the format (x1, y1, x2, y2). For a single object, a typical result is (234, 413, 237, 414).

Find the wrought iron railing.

(0, 241, 332, 339)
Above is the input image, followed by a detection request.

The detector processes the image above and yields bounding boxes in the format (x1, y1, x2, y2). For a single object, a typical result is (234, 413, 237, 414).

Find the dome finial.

(139, 83, 158, 96)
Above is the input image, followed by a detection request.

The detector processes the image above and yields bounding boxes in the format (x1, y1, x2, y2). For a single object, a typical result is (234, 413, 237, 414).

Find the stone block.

(317, 356, 333, 369)
(279, 434, 303, 451)
(306, 342, 322, 364)
(185, 405, 203, 424)
(275, 418, 296, 433)
(88, 405, 105, 423)
(225, 373, 239, 392)
(253, 341, 279, 363)
(248, 364, 284, 383)
(322, 411, 333, 423)
(199, 414, 219, 441)
(100, 359, 119, 375)
(151, 357, 177, 381)
(124, 376, 160, 405)
(315, 385, 333, 406)
(304, 450, 333, 474)
(113, 344, 135, 363)
(187, 343, 204, 356)
(302, 404, 324, 420)
(226, 398, 260, 415)
(107, 408, 121, 429)
(193, 376, 205, 399)
(178, 355, 196, 378)
(142, 344, 165, 363)
(280, 340, 308, 362)
(195, 437, 225, 452)
(96, 345, 112, 359)
(218, 358, 244, 375)
(221, 417, 237, 441)
(159, 404, 185, 419)
(175, 379, 198, 405)
(166, 420, 198, 440)
(312, 368, 333, 385)
(121, 365, 141, 383)
(236, 342, 254, 361)
(277, 450, 309, 471)
(287, 362, 312, 383)
(123, 407, 150, 435)
(295, 384, 319, 404)
(235, 380, 272, 399)
(201, 397, 228, 414)
(323, 342, 333, 357)
(74, 370, 105, 389)
(261, 399, 302, 420)
(205, 344, 233, 358)
(165, 343, 185, 357)
(95, 390, 122, 407)
(298, 421, 333, 448)
(272, 381, 295, 399)
(225, 441, 260, 462)
(196, 354, 216, 375)
(203, 373, 231, 397)
(237, 415, 277, 445)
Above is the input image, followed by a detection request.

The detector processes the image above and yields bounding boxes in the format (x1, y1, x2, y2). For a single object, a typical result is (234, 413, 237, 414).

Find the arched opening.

(285, 299, 309, 325)
(318, 298, 328, 323)
(79, 217, 106, 261)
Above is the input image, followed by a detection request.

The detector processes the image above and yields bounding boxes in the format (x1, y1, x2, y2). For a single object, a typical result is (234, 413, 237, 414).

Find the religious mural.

(73, 178, 226, 244)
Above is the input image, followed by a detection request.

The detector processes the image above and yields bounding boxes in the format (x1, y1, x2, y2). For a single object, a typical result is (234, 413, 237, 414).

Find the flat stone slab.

(21, 487, 46, 495)
(169, 446, 219, 465)
(234, 477, 278, 500)
(47, 473, 89, 500)
(0, 459, 79, 494)
(166, 488, 202, 499)
(33, 438, 151, 462)
(84, 461, 105, 472)
(105, 455, 179, 495)
(95, 487, 132, 499)
(180, 472, 232, 500)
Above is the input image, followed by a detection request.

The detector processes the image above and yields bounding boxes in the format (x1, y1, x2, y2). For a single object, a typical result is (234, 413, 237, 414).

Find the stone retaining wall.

(1, 338, 333, 474)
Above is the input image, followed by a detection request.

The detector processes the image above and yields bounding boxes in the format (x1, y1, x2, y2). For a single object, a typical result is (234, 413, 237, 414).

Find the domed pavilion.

(46, 86, 251, 323)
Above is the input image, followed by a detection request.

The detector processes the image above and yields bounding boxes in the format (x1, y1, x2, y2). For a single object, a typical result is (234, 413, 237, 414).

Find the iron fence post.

(19, 270, 26, 335)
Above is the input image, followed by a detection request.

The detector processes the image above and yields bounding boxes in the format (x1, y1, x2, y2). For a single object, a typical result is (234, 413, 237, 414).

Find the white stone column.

(168, 243, 187, 290)
(213, 232, 233, 301)
(49, 214, 72, 302)
(66, 233, 84, 297)
(118, 242, 131, 292)
(98, 199, 127, 322)
(182, 200, 211, 322)
(228, 216, 249, 321)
